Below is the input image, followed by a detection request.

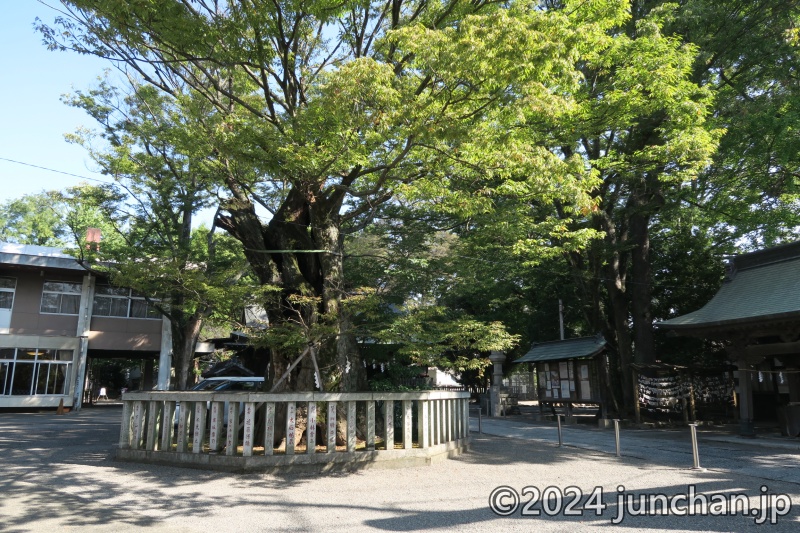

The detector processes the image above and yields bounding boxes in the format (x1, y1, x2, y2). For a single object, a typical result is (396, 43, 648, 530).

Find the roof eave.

(656, 310, 800, 333)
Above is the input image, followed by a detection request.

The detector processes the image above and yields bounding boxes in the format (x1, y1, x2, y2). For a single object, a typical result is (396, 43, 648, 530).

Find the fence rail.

(116, 390, 470, 471)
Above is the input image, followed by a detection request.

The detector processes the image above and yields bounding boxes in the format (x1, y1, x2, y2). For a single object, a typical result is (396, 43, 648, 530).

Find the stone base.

(116, 438, 470, 473)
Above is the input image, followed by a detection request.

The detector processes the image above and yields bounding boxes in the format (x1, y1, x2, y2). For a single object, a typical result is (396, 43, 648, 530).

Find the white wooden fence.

(116, 390, 470, 471)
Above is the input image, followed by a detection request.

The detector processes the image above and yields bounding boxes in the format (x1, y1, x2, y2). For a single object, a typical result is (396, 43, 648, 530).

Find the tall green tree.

(399, 3, 720, 411)
(676, 0, 800, 246)
(524, 0, 800, 413)
(0, 192, 69, 246)
(344, 207, 523, 379)
(41, 0, 632, 392)
(61, 82, 252, 389)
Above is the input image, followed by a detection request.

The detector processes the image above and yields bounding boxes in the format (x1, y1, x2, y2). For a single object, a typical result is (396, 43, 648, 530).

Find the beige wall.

(6, 271, 81, 335)
(2, 263, 168, 408)
(89, 316, 162, 351)
(0, 269, 162, 350)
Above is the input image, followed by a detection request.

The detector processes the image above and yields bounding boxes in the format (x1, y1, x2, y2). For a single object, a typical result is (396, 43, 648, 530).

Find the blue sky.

(0, 1, 115, 205)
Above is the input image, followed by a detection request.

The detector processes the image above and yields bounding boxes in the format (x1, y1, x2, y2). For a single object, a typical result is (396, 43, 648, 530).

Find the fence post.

(118, 400, 133, 449)
(161, 401, 175, 452)
(347, 400, 357, 453)
(241, 402, 255, 457)
(367, 401, 376, 451)
(146, 400, 160, 451)
(226, 401, 240, 456)
(557, 414, 563, 447)
(403, 400, 413, 449)
(384, 400, 394, 450)
(193, 401, 208, 454)
(208, 402, 223, 452)
(418, 399, 429, 448)
(689, 423, 704, 470)
(264, 402, 275, 455)
(307, 401, 318, 454)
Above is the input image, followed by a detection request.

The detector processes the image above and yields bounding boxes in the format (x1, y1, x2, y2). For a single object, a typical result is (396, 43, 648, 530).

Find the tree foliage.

(40, 0, 643, 392)
(60, 81, 253, 389)
(0, 192, 69, 246)
(31, 0, 800, 404)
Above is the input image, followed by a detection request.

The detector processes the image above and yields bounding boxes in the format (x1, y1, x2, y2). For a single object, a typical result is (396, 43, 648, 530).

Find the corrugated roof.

(658, 241, 800, 331)
(514, 335, 607, 363)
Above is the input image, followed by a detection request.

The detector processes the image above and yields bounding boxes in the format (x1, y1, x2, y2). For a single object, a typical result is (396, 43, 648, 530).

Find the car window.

(191, 379, 229, 391)
(226, 380, 261, 391)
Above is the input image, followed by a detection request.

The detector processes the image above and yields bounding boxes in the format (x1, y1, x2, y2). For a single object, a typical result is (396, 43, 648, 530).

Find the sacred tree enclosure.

(117, 390, 470, 471)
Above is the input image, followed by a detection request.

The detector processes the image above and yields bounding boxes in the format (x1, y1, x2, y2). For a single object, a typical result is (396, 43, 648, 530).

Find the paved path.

(470, 415, 800, 484)
(1, 406, 799, 532)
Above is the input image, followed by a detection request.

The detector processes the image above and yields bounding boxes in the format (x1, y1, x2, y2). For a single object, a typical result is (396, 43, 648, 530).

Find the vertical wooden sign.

(307, 401, 317, 455)
(327, 402, 337, 453)
(286, 401, 296, 455)
(264, 402, 275, 455)
(242, 402, 255, 456)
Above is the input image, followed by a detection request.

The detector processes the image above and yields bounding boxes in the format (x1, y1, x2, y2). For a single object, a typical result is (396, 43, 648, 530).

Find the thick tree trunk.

(629, 207, 656, 367)
(171, 311, 204, 390)
(217, 183, 365, 394)
(605, 272, 634, 412)
(628, 167, 663, 370)
(598, 213, 635, 413)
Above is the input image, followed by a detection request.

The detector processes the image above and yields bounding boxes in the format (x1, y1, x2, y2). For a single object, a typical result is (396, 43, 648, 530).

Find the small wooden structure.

(658, 241, 800, 436)
(514, 335, 607, 421)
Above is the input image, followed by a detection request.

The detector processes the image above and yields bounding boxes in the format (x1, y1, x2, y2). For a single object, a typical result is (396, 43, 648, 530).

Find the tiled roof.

(658, 240, 800, 331)
(514, 335, 607, 363)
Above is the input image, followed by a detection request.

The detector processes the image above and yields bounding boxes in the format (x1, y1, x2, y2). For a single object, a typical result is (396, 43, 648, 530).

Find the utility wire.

(0, 156, 111, 184)
(0, 157, 726, 291)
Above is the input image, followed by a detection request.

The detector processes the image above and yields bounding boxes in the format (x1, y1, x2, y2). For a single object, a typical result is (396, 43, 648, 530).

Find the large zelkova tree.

(59, 82, 252, 390)
(41, 0, 633, 393)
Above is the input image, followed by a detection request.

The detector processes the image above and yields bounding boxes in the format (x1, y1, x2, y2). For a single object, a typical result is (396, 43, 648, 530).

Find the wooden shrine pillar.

(736, 357, 755, 436)
(787, 365, 800, 404)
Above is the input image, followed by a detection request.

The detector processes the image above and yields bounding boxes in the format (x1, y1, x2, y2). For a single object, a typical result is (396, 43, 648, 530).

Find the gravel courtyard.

(1, 406, 798, 532)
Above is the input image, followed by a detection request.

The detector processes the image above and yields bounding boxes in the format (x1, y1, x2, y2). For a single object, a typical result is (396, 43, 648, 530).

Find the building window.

(0, 348, 72, 396)
(93, 285, 129, 317)
(93, 285, 160, 319)
(130, 292, 161, 319)
(0, 277, 15, 310)
(0, 277, 15, 334)
(40, 281, 82, 315)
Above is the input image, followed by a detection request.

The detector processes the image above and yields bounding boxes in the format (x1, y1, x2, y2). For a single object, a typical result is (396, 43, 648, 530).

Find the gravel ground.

(1, 406, 798, 532)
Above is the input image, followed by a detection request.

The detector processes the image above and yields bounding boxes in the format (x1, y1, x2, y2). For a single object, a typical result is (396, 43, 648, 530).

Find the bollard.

(614, 419, 621, 457)
(689, 423, 704, 470)
(557, 414, 563, 447)
(478, 407, 483, 434)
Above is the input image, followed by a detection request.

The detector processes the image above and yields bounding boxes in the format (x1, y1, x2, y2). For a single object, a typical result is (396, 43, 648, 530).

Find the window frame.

(0, 276, 16, 310)
(93, 284, 161, 320)
(0, 348, 73, 397)
(40, 280, 82, 315)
